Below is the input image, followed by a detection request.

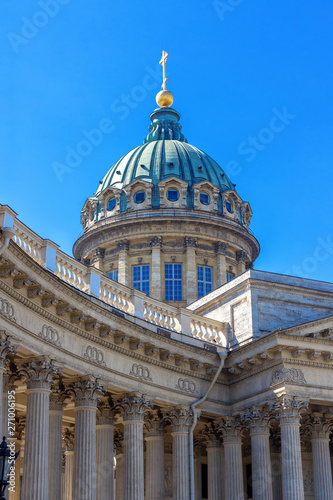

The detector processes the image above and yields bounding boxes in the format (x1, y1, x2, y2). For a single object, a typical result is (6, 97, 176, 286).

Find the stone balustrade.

(0, 204, 228, 346)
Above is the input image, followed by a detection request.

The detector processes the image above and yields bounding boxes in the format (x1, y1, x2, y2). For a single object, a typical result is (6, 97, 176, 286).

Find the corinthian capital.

(116, 393, 153, 422)
(166, 405, 194, 433)
(241, 406, 272, 435)
(218, 416, 243, 444)
(184, 237, 197, 249)
(303, 412, 333, 439)
(65, 375, 107, 408)
(150, 236, 163, 248)
(270, 395, 309, 424)
(17, 356, 63, 390)
(0, 331, 19, 369)
(200, 422, 222, 448)
(145, 409, 166, 437)
(97, 400, 116, 425)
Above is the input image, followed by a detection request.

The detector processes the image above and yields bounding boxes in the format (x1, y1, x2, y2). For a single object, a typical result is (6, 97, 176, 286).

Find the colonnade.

(0, 336, 332, 500)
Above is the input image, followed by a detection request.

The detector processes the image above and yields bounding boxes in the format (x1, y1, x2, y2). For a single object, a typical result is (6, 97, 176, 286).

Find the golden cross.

(159, 50, 169, 90)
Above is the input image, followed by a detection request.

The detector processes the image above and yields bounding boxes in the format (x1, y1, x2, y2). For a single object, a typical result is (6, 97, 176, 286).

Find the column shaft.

(123, 421, 144, 500)
(311, 437, 333, 500)
(270, 452, 282, 500)
(217, 253, 227, 286)
(280, 423, 304, 500)
(250, 431, 273, 500)
(118, 250, 128, 286)
(172, 432, 190, 500)
(115, 455, 124, 500)
(96, 424, 115, 500)
(72, 407, 97, 500)
(145, 435, 165, 500)
(186, 247, 197, 304)
(21, 389, 50, 500)
(48, 409, 63, 500)
(224, 442, 244, 500)
(207, 446, 223, 500)
(151, 247, 161, 300)
(64, 451, 74, 500)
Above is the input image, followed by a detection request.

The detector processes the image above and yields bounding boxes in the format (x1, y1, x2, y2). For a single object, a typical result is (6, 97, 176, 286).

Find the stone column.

(94, 248, 105, 271)
(150, 237, 162, 300)
(96, 401, 115, 500)
(219, 417, 244, 500)
(115, 454, 124, 500)
(242, 406, 273, 500)
(202, 423, 223, 500)
(236, 251, 247, 275)
(48, 383, 65, 500)
(67, 376, 106, 500)
(270, 426, 283, 500)
(117, 394, 152, 500)
(215, 242, 227, 286)
(167, 406, 194, 500)
(308, 412, 333, 500)
(117, 240, 129, 286)
(0, 332, 18, 435)
(193, 441, 202, 500)
(184, 237, 197, 304)
(272, 395, 309, 500)
(17, 356, 62, 500)
(9, 416, 25, 500)
(145, 410, 165, 500)
(63, 427, 75, 500)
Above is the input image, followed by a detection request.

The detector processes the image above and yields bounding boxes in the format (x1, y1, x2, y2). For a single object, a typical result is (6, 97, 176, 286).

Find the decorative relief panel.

(175, 377, 199, 395)
(84, 345, 105, 365)
(38, 324, 61, 346)
(270, 367, 306, 387)
(0, 297, 16, 322)
(129, 363, 152, 381)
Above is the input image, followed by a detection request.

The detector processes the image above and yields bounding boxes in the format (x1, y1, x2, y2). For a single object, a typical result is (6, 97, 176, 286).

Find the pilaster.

(117, 240, 129, 286)
(215, 242, 227, 286)
(150, 237, 162, 300)
(184, 237, 197, 304)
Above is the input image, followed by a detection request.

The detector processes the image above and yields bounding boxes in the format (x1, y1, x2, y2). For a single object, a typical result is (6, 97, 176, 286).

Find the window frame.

(164, 263, 183, 301)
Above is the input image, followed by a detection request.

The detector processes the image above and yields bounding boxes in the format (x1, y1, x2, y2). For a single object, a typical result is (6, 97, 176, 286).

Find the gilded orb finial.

(156, 50, 174, 108)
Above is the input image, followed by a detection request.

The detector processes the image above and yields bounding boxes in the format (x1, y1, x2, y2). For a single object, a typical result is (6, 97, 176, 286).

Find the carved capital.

(241, 406, 271, 435)
(145, 409, 165, 437)
(184, 237, 197, 249)
(49, 381, 66, 411)
(97, 400, 116, 425)
(116, 393, 153, 422)
(150, 236, 163, 248)
(95, 247, 105, 259)
(166, 406, 194, 433)
(214, 241, 227, 255)
(236, 250, 247, 263)
(218, 416, 243, 444)
(63, 427, 75, 452)
(303, 412, 333, 440)
(200, 422, 222, 448)
(117, 240, 129, 252)
(0, 331, 18, 369)
(17, 356, 63, 391)
(65, 375, 107, 408)
(271, 395, 309, 425)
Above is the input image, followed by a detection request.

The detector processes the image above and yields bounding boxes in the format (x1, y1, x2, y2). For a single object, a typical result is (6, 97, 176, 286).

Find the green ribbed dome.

(95, 107, 235, 196)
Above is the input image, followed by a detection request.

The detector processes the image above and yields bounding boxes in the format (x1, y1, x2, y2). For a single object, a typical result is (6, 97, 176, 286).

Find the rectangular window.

(226, 271, 235, 282)
(197, 265, 213, 298)
(107, 270, 118, 282)
(165, 263, 183, 301)
(132, 265, 150, 296)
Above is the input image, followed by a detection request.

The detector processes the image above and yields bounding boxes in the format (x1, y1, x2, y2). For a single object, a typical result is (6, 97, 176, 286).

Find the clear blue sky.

(1, 0, 333, 282)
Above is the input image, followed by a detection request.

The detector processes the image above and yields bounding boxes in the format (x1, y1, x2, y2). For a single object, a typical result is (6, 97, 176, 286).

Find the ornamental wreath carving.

(84, 346, 105, 365)
(38, 325, 61, 346)
(270, 367, 306, 387)
(129, 363, 152, 381)
(175, 377, 199, 395)
(0, 297, 16, 322)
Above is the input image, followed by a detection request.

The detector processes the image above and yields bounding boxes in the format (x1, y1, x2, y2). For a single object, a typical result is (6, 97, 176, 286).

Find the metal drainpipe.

(189, 351, 227, 500)
(0, 227, 16, 256)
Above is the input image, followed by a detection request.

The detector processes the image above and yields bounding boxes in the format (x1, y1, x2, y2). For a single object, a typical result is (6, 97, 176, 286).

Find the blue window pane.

(107, 198, 116, 211)
(226, 272, 235, 282)
(108, 270, 118, 282)
(166, 189, 180, 201)
(134, 191, 146, 204)
(164, 263, 183, 300)
(198, 265, 213, 299)
(132, 265, 150, 296)
(199, 192, 210, 205)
